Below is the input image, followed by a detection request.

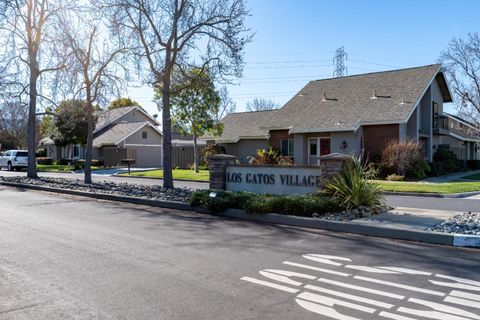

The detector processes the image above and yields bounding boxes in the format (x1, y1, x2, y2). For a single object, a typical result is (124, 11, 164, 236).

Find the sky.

(128, 0, 480, 117)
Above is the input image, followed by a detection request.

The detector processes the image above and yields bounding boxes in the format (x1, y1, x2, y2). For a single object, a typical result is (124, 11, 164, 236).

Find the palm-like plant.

(324, 156, 385, 209)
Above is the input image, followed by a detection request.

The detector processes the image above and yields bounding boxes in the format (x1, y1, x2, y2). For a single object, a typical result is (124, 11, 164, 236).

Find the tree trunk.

(193, 133, 199, 173)
(27, 67, 38, 178)
(161, 58, 174, 189)
(84, 98, 94, 184)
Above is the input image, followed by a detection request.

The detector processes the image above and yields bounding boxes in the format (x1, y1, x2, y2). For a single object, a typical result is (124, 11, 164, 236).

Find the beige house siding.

(113, 109, 157, 126)
(124, 126, 162, 145)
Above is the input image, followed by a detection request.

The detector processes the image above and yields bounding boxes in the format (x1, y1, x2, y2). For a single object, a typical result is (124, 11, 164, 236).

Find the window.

(280, 139, 294, 157)
(142, 131, 148, 139)
(73, 145, 80, 158)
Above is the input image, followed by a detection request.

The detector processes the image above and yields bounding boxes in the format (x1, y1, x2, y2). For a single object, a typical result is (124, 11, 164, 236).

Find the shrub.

(201, 144, 226, 165)
(363, 162, 381, 180)
(324, 156, 385, 209)
(58, 158, 70, 165)
(467, 160, 480, 170)
(36, 149, 47, 157)
(190, 190, 342, 216)
(431, 149, 462, 175)
(249, 148, 293, 166)
(381, 139, 429, 178)
(386, 174, 405, 181)
(36, 157, 53, 165)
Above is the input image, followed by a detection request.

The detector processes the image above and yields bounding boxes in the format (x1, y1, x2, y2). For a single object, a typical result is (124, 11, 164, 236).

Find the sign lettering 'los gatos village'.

(226, 166, 322, 195)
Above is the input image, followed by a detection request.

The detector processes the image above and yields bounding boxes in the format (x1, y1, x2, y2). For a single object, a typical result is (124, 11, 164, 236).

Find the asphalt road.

(2, 170, 480, 212)
(1, 187, 480, 319)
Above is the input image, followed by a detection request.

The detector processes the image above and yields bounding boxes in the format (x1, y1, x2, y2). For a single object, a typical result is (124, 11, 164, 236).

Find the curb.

(383, 191, 480, 198)
(112, 173, 209, 183)
(1, 182, 478, 248)
(0, 182, 193, 212)
(213, 209, 480, 248)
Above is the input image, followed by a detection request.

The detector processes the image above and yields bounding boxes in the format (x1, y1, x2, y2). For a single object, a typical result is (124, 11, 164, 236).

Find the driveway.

(1, 187, 479, 319)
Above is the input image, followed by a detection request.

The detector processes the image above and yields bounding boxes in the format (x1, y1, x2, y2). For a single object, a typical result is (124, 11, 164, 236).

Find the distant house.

(205, 64, 480, 164)
(39, 106, 163, 167)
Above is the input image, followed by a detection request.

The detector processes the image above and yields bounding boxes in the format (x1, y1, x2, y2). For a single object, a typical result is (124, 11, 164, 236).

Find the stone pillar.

(208, 154, 237, 190)
(320, 153, 352, 178)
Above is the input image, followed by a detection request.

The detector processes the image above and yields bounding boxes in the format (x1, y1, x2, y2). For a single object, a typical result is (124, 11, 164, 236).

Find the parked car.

(0, 150, 28, 171)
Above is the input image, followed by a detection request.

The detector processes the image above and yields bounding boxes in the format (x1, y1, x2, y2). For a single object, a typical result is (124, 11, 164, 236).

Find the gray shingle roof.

(93, 122, 146, 147)
(214, 109, 281, 142)
(214, 64, 450, 141)
(95, 106, 136, 130)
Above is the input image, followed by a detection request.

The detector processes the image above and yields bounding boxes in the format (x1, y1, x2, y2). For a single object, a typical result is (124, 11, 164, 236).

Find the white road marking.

(445, 296, 480, 310)
(398, 306, 475, 320)
(303, 254, 351, 266)
(408, 297, 480, 319)
(375, 267, 431, 276)
(451, 290, 480, 302)
(297, 291, 376, 313)
(283, 261, 351, 277)
(379, 311, 419, 320)
(240, 276, 299, 293)
(345, 265, 400, 274)
(317, 278, 404, 300)
(304, 284, 395, 309)
(259, 271, 303, 286)
(430, 280, 480, 291)
(295, 298, 362, 320)
(436, 274, 480, 287)
(354, 276, 445, 297)
(264, 269, 317, 280)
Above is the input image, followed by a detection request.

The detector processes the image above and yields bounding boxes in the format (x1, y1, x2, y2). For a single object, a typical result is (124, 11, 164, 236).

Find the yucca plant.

(249, 148, 293, 166)
(324, 156, 385, 209)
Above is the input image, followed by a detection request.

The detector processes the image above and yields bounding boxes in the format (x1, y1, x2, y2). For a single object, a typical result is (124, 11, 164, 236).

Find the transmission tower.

(333, 46, 348, 77)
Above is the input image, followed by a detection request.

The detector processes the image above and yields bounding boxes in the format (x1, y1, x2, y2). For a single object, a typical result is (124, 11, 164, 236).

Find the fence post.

(208, 154, 237, 190)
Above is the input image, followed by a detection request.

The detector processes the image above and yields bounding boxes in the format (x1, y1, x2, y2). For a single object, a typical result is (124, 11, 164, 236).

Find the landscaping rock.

(0, 176, 192, 203)
(427, 212, 480, 235)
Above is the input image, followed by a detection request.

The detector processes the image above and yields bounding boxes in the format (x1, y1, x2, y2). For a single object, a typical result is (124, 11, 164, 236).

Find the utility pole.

(333, 46, 348, 77)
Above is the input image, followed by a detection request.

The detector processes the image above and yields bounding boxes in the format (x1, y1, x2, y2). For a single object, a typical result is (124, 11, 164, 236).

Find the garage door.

(129, 146, 162, 168)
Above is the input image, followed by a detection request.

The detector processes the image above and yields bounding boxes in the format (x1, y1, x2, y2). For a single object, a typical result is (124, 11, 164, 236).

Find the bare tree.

(246, 97, 279, 112)
(57, 7, 127, 183)
(103, 0, 252, 188)
(440, 33, 480, 124)
(0, 0, 67, 178)
(216, 86, 236, 122)
(0, 101, 28, 149)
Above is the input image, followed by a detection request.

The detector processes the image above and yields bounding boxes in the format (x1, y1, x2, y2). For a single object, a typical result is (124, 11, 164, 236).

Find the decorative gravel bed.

(314, 205, 390, 222)
(0, 176, 192, 203)
(427, 212, 480, 235)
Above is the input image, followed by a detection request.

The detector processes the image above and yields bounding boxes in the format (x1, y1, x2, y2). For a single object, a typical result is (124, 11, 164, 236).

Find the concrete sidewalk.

(354, 207, 458, 232)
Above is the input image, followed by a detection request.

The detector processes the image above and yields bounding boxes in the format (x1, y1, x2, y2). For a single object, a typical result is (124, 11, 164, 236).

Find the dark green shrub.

(432, 149, 461, 175)
(190, 190, 342, 216)
(324, 156, 385, 209)
(37, 157, 53, 165)
(58, 158, 70, 165)
(36, 149, 47, 157)
(201, 145, 226, 165)
(466, 160, 480, 170)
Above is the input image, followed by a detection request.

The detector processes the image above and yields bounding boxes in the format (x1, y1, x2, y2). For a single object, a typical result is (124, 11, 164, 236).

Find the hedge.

(190, 190, 343, 217)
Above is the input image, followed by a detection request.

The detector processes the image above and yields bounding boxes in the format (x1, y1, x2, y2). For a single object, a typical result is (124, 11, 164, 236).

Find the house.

(39, 106, 163, 167)
(206, 64, 480, 164)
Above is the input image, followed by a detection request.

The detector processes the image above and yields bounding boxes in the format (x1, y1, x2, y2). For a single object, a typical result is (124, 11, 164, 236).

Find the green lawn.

(37, 164, 101, 172)
(120, 169, 209, 181)
(462, 173, 480, 180)
(374, 180, 480, 194)
(37, 164, 75, 172)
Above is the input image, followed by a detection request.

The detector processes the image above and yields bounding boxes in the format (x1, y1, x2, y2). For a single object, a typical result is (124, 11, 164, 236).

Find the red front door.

(320, 138, 331, 156)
